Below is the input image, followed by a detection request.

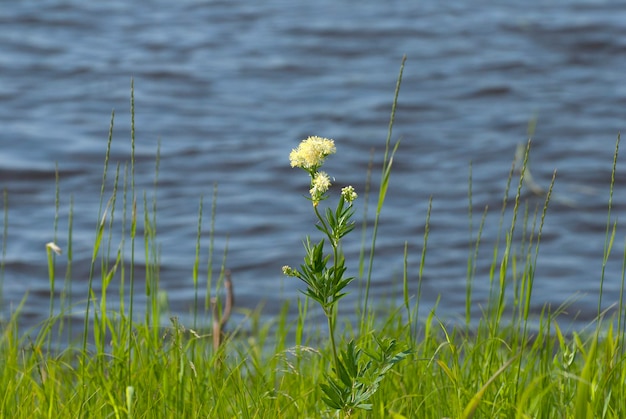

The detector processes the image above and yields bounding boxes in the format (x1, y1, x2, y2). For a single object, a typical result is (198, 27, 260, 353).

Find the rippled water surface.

(2, 1, 626, 331)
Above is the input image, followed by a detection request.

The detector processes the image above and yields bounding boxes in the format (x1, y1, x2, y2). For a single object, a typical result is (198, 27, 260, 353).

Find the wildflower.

(289, 136, 336, 171)
(341, 185, 358, 203)
(282, 265, 297, 277)
(46, 242, 62, 255)
(310, 171, 331, 206)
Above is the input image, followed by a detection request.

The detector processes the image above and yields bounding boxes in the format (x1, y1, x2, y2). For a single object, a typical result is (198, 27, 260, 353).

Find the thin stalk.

(415, 196, 432, 337)
(111, 163, 129, 374)
(80, 200, 110, 415)
(402, 241, 410, 338)
(141, 141, 161, 342)
(468, 205, 487, 332)
(143, 192, 151, 326)
(466, 161, 473, 330)
(598, 134, 620, 318)
(485, 148, 515, 325)
(209, 236, 230, 357)
(295, 296, 308, 349)
(99, 163, 120, 351)
(526, 170, 556, 323)
(326, 306, 340, 374)
(80, 110, 114, 398)
(515, 169, 556, 400)
(617, 240, 626, 357)
(144, 199, 160, 344)
(363, 55, 405, 325)
(116, 162, 130, 384)
(205, 183, 218, 313)
(61, 195, 74, 345)
(128, 78, 137, 385)
(358, 149, 374, 280)
(45, 164, 60, 354)
(193, 196, 204, 332)
(119, 163, 129, 317)
(150, 140, 161, 336)
(513, 202, 532, 336)
(44, 242, 57, 354)
(496, 139, 531, 325)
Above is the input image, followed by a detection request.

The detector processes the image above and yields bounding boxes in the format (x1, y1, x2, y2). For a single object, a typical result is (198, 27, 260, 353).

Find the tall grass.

(1, 67, 626, 418)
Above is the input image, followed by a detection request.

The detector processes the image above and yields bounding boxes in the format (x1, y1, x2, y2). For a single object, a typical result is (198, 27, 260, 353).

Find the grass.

(1, 61, 626, 418)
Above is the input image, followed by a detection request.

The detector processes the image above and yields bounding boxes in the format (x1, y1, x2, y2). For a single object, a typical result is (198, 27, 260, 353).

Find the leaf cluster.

(321, 338, 411, 415)
(295, 237, 353, 314)
(317, 195, 356, 247)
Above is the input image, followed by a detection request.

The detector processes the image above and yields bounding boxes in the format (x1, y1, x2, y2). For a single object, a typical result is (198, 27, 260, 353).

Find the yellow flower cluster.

(290, 136, 357, 208)
(341, 185, 358, 203)
(282, 265, 297, 277)
(289, 136, 336, 171)
(310, 171, 331, 205)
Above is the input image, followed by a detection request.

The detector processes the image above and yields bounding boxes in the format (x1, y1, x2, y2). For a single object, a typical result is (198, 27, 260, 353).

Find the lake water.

(2, 0, 626, 332)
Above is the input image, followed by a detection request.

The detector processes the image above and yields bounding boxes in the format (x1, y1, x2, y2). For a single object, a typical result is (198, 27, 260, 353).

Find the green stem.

(327, 306, 340, 373)
(314, 199, 342, 373)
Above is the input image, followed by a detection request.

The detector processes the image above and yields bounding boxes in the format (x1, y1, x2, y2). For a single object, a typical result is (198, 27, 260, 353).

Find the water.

(1, 0, 626, 332)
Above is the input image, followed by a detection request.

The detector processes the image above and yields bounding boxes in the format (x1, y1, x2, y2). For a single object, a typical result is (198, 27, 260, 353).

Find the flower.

(341, 185, 358, 203)
(282, 265, 297, 277)
(310, 171, 331, 206)
(46, 242, 62, 255)
(289, 136, 336, 171)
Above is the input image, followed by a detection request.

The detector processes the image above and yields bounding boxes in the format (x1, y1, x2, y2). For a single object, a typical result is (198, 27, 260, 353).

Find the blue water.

(1, 0, 626, 331)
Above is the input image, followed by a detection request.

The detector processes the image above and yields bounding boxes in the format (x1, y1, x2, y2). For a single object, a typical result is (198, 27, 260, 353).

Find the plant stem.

(314, 197, 342, 373)
(327, 306, 340, 373)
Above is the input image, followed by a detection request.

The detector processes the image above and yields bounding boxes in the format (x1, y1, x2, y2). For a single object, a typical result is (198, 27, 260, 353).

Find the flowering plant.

(284, 136, 409, 416)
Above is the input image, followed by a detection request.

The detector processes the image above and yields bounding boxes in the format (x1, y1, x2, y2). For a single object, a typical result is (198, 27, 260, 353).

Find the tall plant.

(283, 136, 409, 416)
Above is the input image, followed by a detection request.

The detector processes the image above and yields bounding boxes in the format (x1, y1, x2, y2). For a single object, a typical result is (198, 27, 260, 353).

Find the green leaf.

(320, 383, 343, 410)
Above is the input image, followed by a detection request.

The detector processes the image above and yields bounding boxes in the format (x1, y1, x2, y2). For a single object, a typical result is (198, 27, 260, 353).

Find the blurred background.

(1, 0, 626, 332)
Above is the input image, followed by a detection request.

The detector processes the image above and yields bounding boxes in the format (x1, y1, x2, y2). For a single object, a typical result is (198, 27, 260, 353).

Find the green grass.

(1, 62, 626, 418)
